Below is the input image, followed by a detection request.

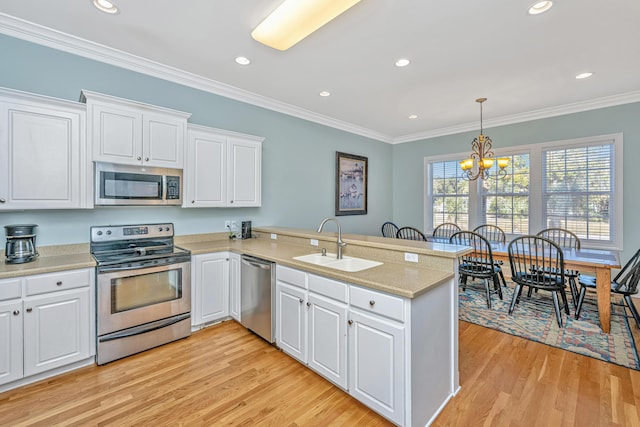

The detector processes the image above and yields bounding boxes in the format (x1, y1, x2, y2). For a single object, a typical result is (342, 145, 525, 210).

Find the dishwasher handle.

(241, 255, 273, 270)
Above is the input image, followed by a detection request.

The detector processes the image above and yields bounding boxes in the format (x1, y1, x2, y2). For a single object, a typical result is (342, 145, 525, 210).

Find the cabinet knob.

(191, 200, 195, 204)
(145, 157, 149, 162)
(137, 156, 142, 161)
(0, 198, 6, 203)
(56, 281, 63, 286)
(26, 308, 33, 313)
(369, 300, 376, 306)
(348, 320, 353, 325)
(306, 302, 311, 307)
(299, 298, 304, 304)
(13, 310, 19, 316)
(230, 200, 234, 204)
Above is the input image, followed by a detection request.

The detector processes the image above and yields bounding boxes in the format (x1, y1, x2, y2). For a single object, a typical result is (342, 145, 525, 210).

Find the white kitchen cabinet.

(0, 269, 94, 389)
(81, 90, 191, 168)
(0, 299, 22, 385)
(0, 88, 91, 210)
(192, 252, 229, 326)
(276, 281, 307, 364)
(228, 252, 241, 321)
(23, 288, 91, 376)
(184, 124, 263, 207)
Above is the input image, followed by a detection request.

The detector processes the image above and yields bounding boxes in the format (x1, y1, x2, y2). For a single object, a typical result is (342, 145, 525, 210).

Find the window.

(424, 133, 623, 249)
(480, 153, 530, 234)
(430, 160, 469, 230)
(543, 143, 614, 242)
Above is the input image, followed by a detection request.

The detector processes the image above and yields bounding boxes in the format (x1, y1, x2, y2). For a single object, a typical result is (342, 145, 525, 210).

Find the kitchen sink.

(293, 253, 383, 272)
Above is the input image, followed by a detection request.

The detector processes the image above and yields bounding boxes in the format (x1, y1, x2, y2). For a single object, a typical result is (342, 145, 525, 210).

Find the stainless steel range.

(90, 223, 191, 365)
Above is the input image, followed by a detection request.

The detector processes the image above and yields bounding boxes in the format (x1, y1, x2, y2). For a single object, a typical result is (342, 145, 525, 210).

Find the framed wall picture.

(335, 151, 368, 216)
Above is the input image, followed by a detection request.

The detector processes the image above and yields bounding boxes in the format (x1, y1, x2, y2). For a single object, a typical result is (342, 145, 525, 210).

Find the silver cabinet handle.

(56, 281, 63, 286)
(369, 300, 376, 306)
(26, 308, 33, 313)
(13, 310, 19, 316)
(191, 200, 195, 204)
(0, 198, 6, 203)
(230, 200, 234, 204)
(306, 302, 311, 307)
(299, 298, 303, 303)
(137, 156, 142, 161)
(348, 320, 353, 325)
(145, 157, 149, 162)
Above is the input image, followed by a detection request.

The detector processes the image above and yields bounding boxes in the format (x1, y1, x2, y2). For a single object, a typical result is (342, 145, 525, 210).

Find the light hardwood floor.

(2, 305, 640, 426)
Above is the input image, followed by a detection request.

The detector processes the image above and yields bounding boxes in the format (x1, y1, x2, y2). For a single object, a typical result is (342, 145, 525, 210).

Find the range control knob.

(106, 230, 112, 235)
(165, 227, 170, 231)
(158, 227, 163, 232)
(97, 231, 103, 236)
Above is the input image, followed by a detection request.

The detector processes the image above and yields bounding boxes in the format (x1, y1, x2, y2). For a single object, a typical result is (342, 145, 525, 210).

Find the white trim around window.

(424, 133, 623, 250)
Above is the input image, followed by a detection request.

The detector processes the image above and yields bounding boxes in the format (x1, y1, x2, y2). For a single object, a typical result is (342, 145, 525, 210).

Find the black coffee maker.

(4, 224, 39, 264)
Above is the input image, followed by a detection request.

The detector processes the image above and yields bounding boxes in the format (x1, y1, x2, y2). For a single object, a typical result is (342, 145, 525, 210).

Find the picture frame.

(335, 151, 368, 216)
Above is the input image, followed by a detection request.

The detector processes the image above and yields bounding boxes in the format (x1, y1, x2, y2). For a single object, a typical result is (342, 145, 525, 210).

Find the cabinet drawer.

(349, 285, 405, 322)
(309, 274, 348, 303)
(25, 269, 91, 296)
(277, 265, 307, 289)
(0, 278, 22, 301)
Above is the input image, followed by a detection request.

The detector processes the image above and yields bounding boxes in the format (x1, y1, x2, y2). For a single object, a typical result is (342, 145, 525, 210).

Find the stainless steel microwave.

(95, 162, 183, 206)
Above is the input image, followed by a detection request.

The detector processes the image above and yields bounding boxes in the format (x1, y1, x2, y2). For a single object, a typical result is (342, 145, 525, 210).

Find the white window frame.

(424, 133, 623, 250)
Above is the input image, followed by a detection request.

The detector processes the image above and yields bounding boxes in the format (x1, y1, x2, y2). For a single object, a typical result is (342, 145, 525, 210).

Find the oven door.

(97, 260, 191, 336)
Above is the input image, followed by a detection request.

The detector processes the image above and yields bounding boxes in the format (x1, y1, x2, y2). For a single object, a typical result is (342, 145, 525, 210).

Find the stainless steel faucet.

(317, 217, 347, 259)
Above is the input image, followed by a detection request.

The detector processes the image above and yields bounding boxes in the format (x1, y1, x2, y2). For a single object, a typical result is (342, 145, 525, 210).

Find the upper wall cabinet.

(185, 124, 263, 208)
(81, 91, 191, 169)
(0, 88, 92, 210)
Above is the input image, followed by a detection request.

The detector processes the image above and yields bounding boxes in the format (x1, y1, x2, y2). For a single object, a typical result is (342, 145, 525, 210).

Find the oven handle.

(98, 313, 191, 342)
(98, 258, 190, 273)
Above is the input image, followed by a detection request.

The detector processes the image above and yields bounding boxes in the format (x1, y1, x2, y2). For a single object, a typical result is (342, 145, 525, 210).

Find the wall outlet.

(271, 233, 277, 240)
(230, 220, 237, 230)
(225, 220, 230, 228)
(404, 252, 419, 263)
(310, 239, 319, 246)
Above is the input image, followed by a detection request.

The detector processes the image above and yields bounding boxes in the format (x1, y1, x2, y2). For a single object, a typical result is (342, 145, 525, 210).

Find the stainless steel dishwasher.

(240, 255, 275, 343)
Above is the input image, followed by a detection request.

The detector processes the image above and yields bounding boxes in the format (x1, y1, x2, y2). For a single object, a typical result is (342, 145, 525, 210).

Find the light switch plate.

(404, 252, 419, 263)
(271, 233, 277, 240)
(310, 239, 319, 246)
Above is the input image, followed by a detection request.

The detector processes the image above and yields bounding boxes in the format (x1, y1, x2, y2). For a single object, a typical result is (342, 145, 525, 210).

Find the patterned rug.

(458, 280, 640, 370)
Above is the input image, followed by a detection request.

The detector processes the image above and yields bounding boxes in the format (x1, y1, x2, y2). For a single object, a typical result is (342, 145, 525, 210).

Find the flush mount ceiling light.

(319, 91, 331, 97)
(528, 1, 553, 15)
(92, 0, 119, 14)
(395, 58, 411, 67)
(408, 114, 418, 119)
(251, 0, 362, 51)
(235, 56, 251, 65)
(576, 72, 594, 79)
(460, 98, 509, 181)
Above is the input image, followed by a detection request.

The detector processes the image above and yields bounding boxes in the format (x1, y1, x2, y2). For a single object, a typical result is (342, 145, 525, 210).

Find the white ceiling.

(1, 0, 639, 143)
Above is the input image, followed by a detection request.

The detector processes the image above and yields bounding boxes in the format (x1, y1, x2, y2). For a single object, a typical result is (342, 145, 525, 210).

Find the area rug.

(458, 280, 640, 370)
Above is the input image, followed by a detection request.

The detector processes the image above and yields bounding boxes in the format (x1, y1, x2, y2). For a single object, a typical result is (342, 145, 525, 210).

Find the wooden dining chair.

(381, 221, 399, 238)
(508, 235, 570, 328)
(396, 226, 427, 241)
(537, 228, 581, 308)
(433, 223, 461, 239)
(575, 248, 640, 328)
(450, 231, 503, 308)
(473, 224, 507, 287)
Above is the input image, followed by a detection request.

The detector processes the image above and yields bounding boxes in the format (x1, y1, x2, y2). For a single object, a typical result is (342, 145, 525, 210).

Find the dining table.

(430, 237, 621, 333)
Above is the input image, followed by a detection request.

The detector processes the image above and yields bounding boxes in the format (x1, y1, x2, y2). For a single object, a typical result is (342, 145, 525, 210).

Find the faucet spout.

(317, 217, 347, 259)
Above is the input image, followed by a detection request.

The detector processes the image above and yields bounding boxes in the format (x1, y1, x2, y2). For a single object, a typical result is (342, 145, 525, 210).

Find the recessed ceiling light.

(92, 0, 119, 14)
(319, 91, 331, 97)
(528, 1, 553, 15)
(408, 114, 418, 119)
(395, 58, 410, 67)
(235, 56, 251, 65)
(575, 72, 594, 79)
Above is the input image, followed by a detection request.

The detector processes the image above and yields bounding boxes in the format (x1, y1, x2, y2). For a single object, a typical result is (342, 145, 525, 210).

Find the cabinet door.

(0, 101, 86, 209)
(348, 310, 405, 425)
(184, 128, 226, 207)
(229, 253, 241, 321)
(192, 253, 229, 326)
(308, 293, 348, 390)
(90, 102, 142, 165)
(276, 281, 307, 363)
(227, 137, 261, 207)
(23, 288, 91, 377)
(0, 300, 23, 386)
(143, 112, 185, 168)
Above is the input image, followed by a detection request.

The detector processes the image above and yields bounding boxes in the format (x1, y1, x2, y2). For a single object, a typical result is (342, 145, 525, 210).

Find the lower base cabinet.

(192, 252, 230, 327)
(228, 252, 241, 321)
(0, 269, 94, 388)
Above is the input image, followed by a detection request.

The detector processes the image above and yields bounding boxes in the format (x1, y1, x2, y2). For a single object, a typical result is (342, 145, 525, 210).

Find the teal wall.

(392, 102, 640, 263)
(0, 35, 393, 245)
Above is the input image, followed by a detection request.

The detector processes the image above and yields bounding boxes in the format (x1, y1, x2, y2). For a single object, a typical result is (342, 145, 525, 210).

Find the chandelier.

(460, 98, 509, 180)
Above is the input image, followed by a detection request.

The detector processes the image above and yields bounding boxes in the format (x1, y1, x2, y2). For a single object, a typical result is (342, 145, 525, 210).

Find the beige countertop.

(1, 227, 469, 299)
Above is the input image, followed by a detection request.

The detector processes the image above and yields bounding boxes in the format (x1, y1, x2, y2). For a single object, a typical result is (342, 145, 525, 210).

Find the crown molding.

(0, 13, 393, 144)
(1, 13, 638, 146)
(392, 90, 640, 144)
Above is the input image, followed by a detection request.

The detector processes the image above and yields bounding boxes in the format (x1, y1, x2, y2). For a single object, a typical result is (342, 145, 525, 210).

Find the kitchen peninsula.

(0, 226, 470, 427)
